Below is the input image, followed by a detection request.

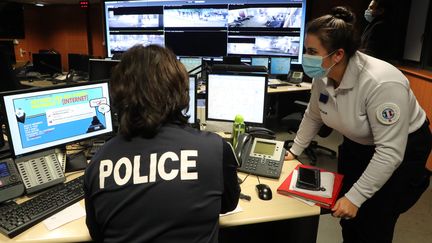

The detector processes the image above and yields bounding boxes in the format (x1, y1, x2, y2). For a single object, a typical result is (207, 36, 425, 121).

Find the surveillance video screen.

(164, 7, 228, 28)
(228, 7, 302, 29)
(227, 35, 300, 56)
(109, 34, 165, 53)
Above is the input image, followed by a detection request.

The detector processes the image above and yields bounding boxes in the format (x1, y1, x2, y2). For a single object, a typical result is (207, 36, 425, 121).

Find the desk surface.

(267, 82, 312, 94)
(22, 80, 311, 94)
(0, 161, 319, 242)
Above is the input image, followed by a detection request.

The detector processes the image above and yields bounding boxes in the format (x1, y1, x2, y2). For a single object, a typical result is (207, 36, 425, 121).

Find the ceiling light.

(35, 3, 44, 7)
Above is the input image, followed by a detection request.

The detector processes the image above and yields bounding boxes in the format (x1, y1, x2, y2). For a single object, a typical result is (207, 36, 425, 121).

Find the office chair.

(281, 101, 336, 165)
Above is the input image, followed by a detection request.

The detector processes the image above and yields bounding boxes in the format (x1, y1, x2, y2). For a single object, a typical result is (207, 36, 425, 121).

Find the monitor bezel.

(0, 81, 114, 157)
(205, 71, 268, 125)
(187, 74, 198, 125)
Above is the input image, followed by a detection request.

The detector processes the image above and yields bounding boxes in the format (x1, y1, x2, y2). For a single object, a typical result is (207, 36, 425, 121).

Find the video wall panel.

(104, 0, 306, 64)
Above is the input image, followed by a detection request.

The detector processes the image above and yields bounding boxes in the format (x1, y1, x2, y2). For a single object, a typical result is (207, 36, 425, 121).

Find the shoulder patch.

(376, 103, 400, 125)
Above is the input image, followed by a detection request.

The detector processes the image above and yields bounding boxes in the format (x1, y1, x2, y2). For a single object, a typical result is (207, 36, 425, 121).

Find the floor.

(276, 130, 432, 243)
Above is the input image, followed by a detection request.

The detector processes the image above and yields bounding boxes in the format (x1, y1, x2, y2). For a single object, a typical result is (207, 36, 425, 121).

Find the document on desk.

(43, 203, 86, 230)
(220, 205, 243, 217)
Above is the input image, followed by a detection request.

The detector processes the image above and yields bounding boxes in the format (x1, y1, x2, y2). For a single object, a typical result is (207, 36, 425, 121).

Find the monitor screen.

(88, 59, 120, 81)
(103, 0, 306, 63)
(68, 53, 90, 73)
(206, 73, 267, 124)
(1, 81, 113, 156)
(180, 57, 202, 73)
(184, 75, 197, 124)
(251, 57, 269, 69)
(270, 57, 291, 75)
(32, 53, 62, 75)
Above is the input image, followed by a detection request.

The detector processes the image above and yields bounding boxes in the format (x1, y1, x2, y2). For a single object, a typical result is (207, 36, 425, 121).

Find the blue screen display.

(270, 57, 291, 75)
(251, 57, 269, 69)
(3, 82, 113, 156)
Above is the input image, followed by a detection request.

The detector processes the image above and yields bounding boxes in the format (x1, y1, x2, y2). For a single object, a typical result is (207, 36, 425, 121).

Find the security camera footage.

(109, 34, 165, 53)
(164, 7, 228, 28)
(227, 35, 300, 56)
(228, 7, 301, 29)
(104, 0, 305, 62)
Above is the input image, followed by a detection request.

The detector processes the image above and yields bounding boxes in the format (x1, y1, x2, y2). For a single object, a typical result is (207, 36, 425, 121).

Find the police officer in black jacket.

(84, 45, 240, 243)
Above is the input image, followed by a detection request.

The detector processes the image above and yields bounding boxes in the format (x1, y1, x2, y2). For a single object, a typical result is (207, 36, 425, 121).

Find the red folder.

(277, 164, 344, 209)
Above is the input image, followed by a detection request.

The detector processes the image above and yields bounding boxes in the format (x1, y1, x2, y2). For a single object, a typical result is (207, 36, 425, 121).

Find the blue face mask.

(364, 9, 374, 23)
(302, 52, 336, 78)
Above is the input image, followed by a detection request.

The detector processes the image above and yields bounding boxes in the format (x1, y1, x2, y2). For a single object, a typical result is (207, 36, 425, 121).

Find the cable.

(238, 174, 250, 184)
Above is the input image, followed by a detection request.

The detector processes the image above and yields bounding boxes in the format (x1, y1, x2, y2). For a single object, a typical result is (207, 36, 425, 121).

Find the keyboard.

(0, 175, 84, 238)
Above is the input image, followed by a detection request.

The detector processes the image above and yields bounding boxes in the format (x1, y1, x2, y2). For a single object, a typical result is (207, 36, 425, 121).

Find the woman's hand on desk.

(331, 196, 358, 220)
(284, 150, 297, 161)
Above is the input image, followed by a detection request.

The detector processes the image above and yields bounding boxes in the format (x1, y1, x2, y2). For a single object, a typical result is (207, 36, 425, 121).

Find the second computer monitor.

(270, 57, 291, 76)
(68, 53, 90, 73)
(88, 59, 120, 81)
(32, 53, 62, 75)
(251, 57, 269, 70)
(180, 57, 202, 74)
(206, 72, 267, 124)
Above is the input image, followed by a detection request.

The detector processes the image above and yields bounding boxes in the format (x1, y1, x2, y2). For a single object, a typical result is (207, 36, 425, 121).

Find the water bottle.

(232, 114, 246, 149)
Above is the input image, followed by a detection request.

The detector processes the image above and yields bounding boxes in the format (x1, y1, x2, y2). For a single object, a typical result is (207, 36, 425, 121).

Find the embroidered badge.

(376, 103, 400, 125)
(319, 93, 329, 104)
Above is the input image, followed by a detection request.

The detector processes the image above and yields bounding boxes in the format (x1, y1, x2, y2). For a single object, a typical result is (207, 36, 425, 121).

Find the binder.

(277, 164, 344, 209)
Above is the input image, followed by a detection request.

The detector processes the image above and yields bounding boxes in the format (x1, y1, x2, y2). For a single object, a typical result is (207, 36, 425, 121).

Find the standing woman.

(285, 6, 432, 243)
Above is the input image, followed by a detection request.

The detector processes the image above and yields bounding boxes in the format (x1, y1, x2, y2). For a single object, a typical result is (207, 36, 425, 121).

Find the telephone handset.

(0, 158, 25, 203)
(235, 128, 285, 179)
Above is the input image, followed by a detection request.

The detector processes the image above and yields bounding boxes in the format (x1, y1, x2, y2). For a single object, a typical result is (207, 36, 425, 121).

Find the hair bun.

(331, 6, 356, 24)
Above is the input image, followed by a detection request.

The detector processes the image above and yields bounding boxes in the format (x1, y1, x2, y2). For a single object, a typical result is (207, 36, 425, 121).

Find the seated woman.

(84, 45, 240, 243)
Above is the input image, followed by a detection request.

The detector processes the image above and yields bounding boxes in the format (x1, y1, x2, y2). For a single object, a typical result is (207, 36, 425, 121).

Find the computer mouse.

(256, 184, 272, 200)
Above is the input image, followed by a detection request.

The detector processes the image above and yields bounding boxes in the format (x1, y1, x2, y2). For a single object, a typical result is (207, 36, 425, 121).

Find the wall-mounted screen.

(103, 0, 306, 64)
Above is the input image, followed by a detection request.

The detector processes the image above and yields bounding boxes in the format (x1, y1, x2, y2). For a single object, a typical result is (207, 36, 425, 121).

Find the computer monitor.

(32, 53, 62, 75)
(206, 72, 267, 124)
(180, 57, 202, 74)
(251, 57, 269, 70)
(184, 75, 197, 124)
(270, 57, 291, 76)
(68, 53, 90, 73)
(88, 59, 120, 81)
(103, 0, 307, 63)
(0, 81, 113, 156)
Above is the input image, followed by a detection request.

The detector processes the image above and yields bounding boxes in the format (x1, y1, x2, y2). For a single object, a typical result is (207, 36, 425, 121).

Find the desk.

(267, 82, 312, 94)
(0, 161, 320, 243)
(20, 79, 87, 88)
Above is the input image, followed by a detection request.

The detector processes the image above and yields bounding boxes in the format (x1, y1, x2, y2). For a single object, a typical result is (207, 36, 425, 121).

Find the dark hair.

(110, 45, 190, 139)
(306, 6, 360, 58)
(374, 0, 391, 11)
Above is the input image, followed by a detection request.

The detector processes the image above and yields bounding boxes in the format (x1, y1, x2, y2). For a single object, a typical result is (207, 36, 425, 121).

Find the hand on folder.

(331, 196, 358, 220)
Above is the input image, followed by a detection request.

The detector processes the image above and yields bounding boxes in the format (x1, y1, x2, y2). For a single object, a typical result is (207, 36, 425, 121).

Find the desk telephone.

(235, 128, 285, 179)
(0, 158, 25, 203)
